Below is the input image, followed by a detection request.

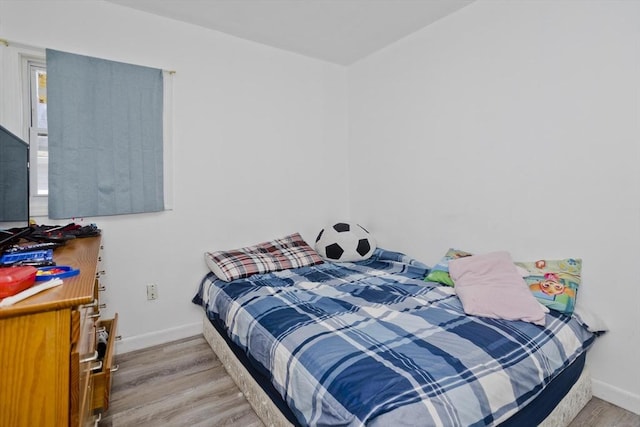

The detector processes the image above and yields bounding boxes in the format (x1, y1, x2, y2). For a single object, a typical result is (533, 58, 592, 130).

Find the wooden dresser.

(0, 236, 118, 427)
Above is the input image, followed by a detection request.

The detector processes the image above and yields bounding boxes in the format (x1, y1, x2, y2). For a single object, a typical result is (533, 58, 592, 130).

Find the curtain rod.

(0, 38, 176, 74)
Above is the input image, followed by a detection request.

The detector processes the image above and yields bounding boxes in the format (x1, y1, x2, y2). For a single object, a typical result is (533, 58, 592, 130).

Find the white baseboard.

(592, 378, 640, 415)
(114, 321, 202, 354)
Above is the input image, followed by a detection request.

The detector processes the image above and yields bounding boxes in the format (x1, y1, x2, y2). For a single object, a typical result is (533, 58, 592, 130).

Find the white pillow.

(449, 251, 547, 326)
(572, 304, 608, 333)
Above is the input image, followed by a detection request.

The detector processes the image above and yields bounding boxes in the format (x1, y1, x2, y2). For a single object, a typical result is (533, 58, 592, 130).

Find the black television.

(0, 124, 30, 230)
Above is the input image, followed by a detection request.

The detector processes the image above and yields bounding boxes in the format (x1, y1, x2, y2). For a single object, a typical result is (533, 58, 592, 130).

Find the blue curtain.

(46, 49, 164, 219)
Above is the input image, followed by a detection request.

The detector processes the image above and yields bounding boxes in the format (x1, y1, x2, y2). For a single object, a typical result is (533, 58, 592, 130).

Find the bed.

(193, 242, 596, 426)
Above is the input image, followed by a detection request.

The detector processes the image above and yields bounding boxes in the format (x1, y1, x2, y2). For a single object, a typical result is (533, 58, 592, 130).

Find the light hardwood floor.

(99, 335, 639, 427)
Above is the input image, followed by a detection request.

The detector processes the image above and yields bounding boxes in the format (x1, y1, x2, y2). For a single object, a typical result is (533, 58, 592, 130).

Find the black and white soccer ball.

(315, 222, 376, 262)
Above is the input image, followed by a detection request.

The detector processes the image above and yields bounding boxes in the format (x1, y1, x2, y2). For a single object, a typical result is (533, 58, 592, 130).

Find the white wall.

(348, 0, 640, 414)
(0, 0, 349, 350)
(2, 0, 638, 416)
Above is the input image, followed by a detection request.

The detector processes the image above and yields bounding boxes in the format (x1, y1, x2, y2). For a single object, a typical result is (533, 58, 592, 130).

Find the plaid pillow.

(204, 233, 324, 282)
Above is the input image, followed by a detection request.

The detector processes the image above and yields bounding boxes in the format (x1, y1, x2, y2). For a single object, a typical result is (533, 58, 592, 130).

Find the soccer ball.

(315, 222, 376, 262)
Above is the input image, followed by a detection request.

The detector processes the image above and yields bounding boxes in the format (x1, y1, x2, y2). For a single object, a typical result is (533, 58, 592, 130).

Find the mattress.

(193, 248, 595, 426)
(202, 314, 591, 427)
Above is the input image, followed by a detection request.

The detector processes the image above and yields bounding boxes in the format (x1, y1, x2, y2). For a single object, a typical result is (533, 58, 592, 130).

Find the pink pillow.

(449, 251, 547, 326)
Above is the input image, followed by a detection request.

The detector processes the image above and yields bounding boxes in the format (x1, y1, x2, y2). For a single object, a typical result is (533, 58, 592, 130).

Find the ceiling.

(106, 0, 475, 65)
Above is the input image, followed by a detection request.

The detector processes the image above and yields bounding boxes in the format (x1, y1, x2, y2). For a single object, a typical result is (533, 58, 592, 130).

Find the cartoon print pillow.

(514, 258, 581, 315)
(425, 248, 473, 286)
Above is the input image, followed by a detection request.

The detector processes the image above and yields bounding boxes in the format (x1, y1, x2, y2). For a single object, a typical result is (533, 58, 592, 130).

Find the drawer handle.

(115, 335, 122, 341)
(99, 303, 107, 309)
(111, 364, 120, 373)
(82, 300, 100, 310)
(90, 360, 103, 372)
(80, 300, 98, 309)
(98, 285, 106, 291)
(80, 351, 98, 363)
(96, 326, 106, 333)
(93, 412, 102, 427)
(88, 311, 101, 319)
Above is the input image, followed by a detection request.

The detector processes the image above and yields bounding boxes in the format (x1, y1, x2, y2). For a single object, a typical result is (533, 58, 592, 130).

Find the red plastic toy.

(0, 266, 37, 299)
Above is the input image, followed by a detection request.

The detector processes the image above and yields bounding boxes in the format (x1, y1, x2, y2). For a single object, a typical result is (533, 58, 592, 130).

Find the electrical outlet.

(146, 283, 158, 300)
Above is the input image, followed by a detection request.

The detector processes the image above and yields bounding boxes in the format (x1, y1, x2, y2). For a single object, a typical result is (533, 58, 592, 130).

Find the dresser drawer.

(92, 313, 119, 411)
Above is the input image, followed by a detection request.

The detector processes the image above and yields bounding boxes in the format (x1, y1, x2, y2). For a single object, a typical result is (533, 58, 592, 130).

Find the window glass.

(36, 69, 47, 128)
(29, 63, 48, 196)
(36, 133, 48, 195)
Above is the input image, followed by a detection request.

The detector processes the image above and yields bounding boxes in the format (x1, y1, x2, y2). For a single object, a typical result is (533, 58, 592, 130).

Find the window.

(1, 43, 173, 219)
(27, 61, 48, 197)
(0, 43, 48, 216)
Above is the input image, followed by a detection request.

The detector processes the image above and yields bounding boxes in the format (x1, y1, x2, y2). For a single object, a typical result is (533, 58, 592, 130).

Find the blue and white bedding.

(193, 249, 595, 427)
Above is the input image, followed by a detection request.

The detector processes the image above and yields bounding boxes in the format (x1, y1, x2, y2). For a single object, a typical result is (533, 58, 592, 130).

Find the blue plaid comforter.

(193, 249, 595, 426)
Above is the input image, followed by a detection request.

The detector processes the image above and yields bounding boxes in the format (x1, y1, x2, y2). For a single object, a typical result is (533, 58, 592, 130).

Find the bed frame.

(202, 315, 592, 427)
